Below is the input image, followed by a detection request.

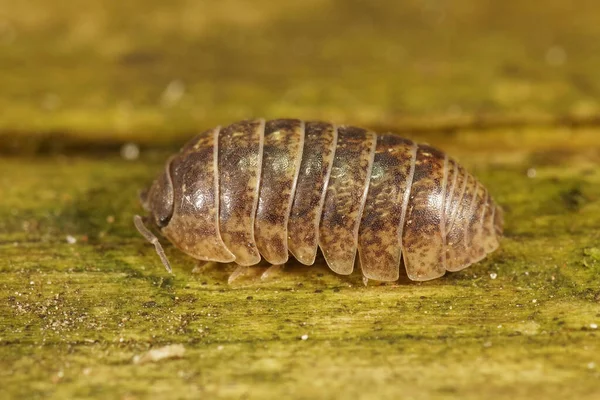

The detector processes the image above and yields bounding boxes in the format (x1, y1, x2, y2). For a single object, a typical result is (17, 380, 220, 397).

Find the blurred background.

(2, 0, 600, 149)
(3, 2, 600, 399)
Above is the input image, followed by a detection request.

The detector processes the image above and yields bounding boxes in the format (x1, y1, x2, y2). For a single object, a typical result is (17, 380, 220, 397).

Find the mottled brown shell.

(140, 118, 503, 282)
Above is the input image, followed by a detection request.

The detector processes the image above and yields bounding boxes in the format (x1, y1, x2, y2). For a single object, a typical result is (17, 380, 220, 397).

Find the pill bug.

(135, 118, 503, 282)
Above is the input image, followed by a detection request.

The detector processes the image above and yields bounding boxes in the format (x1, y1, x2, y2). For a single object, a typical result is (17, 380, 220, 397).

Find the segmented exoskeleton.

(135, 119, 503, 282)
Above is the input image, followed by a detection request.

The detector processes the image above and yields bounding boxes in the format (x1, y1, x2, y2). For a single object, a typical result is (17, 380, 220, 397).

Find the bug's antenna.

(133, 215, 173, 274)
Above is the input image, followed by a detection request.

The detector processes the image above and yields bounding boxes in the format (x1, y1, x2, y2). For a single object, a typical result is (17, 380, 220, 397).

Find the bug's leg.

(191, 261, 211, 274)
(261, 264, 284, 281)
(134, 215, 173, 274)
(227, 265, 249, 284)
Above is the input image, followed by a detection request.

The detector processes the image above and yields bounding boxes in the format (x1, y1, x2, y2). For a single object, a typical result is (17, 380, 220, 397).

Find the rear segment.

(444, 162, 503, 272)
(357, 137, 503, 281)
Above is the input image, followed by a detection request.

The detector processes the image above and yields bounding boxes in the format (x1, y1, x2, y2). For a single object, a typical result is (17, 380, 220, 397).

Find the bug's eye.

(157, 215, 171, 228)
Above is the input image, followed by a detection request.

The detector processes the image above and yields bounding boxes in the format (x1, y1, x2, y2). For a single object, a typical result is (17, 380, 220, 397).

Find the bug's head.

(140, 162, 174, 230)
(134, 160, 175, 274)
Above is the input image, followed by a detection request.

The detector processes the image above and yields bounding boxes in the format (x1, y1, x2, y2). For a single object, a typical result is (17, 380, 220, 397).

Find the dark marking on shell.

(287, 121, 338, 265)
(162, 127, 235, 262)
(318, 126, 377, 275)
(217, 119, 265, 265)
(254, 119, 304, 264)
(358, 135, 415, 281)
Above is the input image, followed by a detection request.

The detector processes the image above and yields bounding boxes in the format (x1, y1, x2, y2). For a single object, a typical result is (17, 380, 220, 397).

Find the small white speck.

(497, 324, 503, 328)
(527, 168, 537, 178)
(66, 235, 77, 244)
(160, 79, 185, 107)
(29, 281, 34, 285)
(532, 299, 537, 304)
(449, 306, 452, 310)
(57, 370, 64, 378)
(545, 46, 567, 66)
(590, 323, 598, 329)
(490, 273, 498, 280)
(120, 143, 140, 161)
(588, 362, 596, 369)
(82, 367, 92, 376)
(217, 345, 224, 351)
(483, 341, 492, 348)
(133, 344, 186, 364)
(301, 334, 309, 341)
(119, 337, 124, 343)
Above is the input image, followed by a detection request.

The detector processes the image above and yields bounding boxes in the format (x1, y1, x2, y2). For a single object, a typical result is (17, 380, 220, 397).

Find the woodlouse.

(135, 119, 503, 282)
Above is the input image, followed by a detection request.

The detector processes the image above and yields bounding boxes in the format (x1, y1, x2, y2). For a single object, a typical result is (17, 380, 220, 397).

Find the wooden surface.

(1, 1, 600, 399)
